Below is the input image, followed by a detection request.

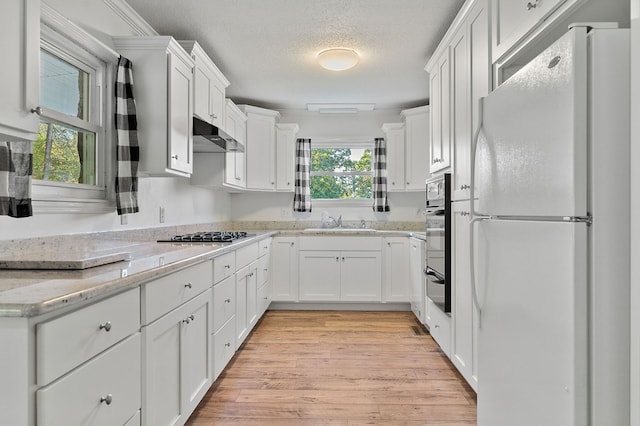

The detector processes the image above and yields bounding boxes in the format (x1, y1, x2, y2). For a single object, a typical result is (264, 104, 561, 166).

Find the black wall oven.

(425, 173, 451, 313)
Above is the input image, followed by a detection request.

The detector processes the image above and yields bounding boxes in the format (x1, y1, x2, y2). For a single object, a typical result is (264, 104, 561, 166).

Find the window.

(32, 10, 118, 213)
(310, 140, 373, 202)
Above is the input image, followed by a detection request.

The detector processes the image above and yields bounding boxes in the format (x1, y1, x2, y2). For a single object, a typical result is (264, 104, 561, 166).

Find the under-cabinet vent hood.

(192, 116, 244, 153)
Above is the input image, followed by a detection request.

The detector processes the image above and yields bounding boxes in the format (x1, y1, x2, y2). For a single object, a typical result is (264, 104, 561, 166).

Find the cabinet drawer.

(213, 275, 236, 330)
(427, 298, 451, 358)
(258, 254, 270, 286)
(213, 251, 236, 283)
(36, 288, 140, 386)
(37, 333, 141, 426)
(213, 316, 236, 379)
(298, 236, 382, 251)
(143, 260, 212, 324)
(236, 242, 259, 269)
(258, 237, 271, 257)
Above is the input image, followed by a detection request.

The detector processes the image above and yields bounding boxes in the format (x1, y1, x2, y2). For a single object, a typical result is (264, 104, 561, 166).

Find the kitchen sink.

(302, 228, 377, 233)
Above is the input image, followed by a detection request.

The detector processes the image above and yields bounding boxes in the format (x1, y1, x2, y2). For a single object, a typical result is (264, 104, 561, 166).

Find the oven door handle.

(424, 267, 445, 284)
(424, 209, 445, 216)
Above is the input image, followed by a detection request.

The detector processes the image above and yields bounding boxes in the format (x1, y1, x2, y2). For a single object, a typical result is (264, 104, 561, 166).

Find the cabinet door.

(299, 251, 341, 301)
(451, 201, 478, 390)
(246, 112, 276, 190)
(0, 0, 39, 141)
(246, 261, 259, 331)
(143, 304, 184, 426)
(271, 237, 298, 301)
(450, 26, 470, 201)
(383, 123, 406, 191)
(492, 0, 570, 62)
(404, 110, 430, 190)
(383, 237, 411, 302)
(168, 53, 193, 175)
(181, 291, 213, 415)
(143, 290, 211, 426)
(341, 251, 382, 302)
(431, 52, 451, 173)
(258, 281, 272, 317)
(210, 79, 226, 129)
(409, 238, 426, 324)
(235, 266, 248, 345)
(213, 275, 236, 330)
(275, 124, 298, 191)
(192, 60, 214, 123)
(213, 316, 236, 379)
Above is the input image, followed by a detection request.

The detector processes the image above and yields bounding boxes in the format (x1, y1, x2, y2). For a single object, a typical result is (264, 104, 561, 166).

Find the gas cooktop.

(157, 231, 254, 243)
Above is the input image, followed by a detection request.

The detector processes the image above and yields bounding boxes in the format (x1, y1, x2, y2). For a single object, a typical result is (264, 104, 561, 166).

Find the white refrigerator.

(471, 26, 630, 426)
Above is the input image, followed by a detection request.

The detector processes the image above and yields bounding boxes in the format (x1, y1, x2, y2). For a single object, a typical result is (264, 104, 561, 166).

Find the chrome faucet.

(360, 219, 367, 229)
(325, 214, 342, 228)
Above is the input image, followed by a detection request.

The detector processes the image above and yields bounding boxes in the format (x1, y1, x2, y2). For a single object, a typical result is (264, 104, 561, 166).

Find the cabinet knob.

(460, 184, 470, 190)
(99, 321, 112, 332)
(287, 182, 291, 186)
(387, 242, 391, 246)
(336, 256, 339, 262)
(406, 181, 410, 185)
(184, 282, 192, 289)
(460, 211, 470, 217)
(212, 114, 218, 119)
(264, 297, 268, 300)
(30, 106, 42, 115)
(225, 264, 230, 269)
(225, 298, 231, 303)
(342, 257, 345, 262)
(100, 394, 113, 405)
(225, 342, 231, 347)
(183, 314, 195, 324)
(290, 242, 294, 246)
(171, 154, 179, 160)
(391, 182, 395, 185)
(526, 0, 538, 10)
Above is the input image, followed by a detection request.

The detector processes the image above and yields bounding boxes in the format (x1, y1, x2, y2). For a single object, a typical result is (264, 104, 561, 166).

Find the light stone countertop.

(0, 229, 424, 318)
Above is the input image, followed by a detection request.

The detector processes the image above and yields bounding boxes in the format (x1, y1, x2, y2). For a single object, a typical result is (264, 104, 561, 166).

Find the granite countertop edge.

(0, 229, 424, 318)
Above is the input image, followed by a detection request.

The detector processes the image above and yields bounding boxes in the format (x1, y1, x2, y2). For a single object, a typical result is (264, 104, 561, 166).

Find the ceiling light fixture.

(317, 48, 360, 71)
(307, 103, 375, 114)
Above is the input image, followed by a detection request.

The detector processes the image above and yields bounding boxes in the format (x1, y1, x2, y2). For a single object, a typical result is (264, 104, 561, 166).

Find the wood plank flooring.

(186, 310, 477, 425)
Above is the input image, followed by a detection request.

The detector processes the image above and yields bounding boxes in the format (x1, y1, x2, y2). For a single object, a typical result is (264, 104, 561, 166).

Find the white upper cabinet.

(401, 106, 431, 188)
(179, 41, 229, 129)
(427, 51, 451, 175)
(0, 0, 40, 141)
(225, 99, 247, 189)
(382, 123, 406, 191)
(491, 0, 584, 62)
(113, 36, 195, 177)
(239, 105, 281, 191)
(275, 123, 299, 191)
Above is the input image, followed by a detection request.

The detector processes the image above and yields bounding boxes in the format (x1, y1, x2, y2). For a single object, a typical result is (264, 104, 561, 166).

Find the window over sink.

(310, 139, 373, 205)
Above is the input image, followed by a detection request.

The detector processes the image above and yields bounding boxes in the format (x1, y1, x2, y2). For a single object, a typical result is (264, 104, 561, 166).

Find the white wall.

(0, 177, 231, 240)
(630, 0, 639, 423)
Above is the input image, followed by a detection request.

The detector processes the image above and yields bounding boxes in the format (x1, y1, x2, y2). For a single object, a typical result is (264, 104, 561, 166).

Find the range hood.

(192, 116, 244, 153)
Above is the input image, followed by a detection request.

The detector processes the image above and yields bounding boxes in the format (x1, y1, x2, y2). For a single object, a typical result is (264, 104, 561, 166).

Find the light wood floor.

(186, 310, 477, 425)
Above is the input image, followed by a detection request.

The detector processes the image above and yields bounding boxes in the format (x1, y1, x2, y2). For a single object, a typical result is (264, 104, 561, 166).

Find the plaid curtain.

(0, 141, 32, 218)
(293, 138, 312, 212)
(114, 56, 140, 215)
(372, 137, 390, 212)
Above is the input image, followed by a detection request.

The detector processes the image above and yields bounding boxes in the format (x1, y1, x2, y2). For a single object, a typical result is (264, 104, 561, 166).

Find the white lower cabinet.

(236, 260, 258, 345)
(142, 289, 212, 426)
(213, 316, 236, 379)
(383, 237, 411, 302)
(451, 200, 478, 390)
(271, 237, 299, 301)
(409, 237, 426, 324)
(297, 237, 382, 303)
(37, 333, 141, 426)
(426, 297, 451, 357)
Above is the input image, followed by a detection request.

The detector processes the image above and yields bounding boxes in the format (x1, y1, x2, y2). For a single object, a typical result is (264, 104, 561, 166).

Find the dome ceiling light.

(317, 48, 360, 71)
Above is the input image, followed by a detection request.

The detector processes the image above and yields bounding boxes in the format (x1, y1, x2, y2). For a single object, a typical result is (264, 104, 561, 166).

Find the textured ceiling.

(125, 0, 465, 110)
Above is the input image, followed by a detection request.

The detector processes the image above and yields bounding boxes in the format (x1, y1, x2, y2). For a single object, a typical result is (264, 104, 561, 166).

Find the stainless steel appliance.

(157, 231, 254, 243)
(424, 173, 451, 313)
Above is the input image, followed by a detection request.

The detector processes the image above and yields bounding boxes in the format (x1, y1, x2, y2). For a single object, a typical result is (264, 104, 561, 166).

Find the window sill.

(311, 199, 374, 208)
(32, 199, 115, 214)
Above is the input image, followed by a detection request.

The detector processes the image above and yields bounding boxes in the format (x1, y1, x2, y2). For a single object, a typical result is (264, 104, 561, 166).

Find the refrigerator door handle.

(469, 215, 490, 327)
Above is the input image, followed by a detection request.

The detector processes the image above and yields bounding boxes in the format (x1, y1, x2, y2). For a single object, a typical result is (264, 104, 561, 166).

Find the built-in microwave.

(425, 173, 451, 313)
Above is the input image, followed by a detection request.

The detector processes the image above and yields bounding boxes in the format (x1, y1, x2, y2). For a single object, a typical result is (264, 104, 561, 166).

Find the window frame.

(310, 138, 374, 207)
(33, 6, 119, 214)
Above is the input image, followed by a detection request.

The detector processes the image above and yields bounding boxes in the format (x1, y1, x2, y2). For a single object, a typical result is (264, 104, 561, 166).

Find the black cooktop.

(157, 231, 253, 243)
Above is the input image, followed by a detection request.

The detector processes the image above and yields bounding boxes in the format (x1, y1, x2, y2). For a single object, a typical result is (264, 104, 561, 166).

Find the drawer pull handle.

(224, 265, 230, 269)
(100, 394, 113, 405)
(185, 282, 193, 289)
(225, 342, 231, 347)
(31, 106, 42, 115)
(183, 314, 195, 324)
(99, 321, 112, 332)
(526, 0, 538, 10)
(171, 154, 179, 160)
(225, 298, 231, 303)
